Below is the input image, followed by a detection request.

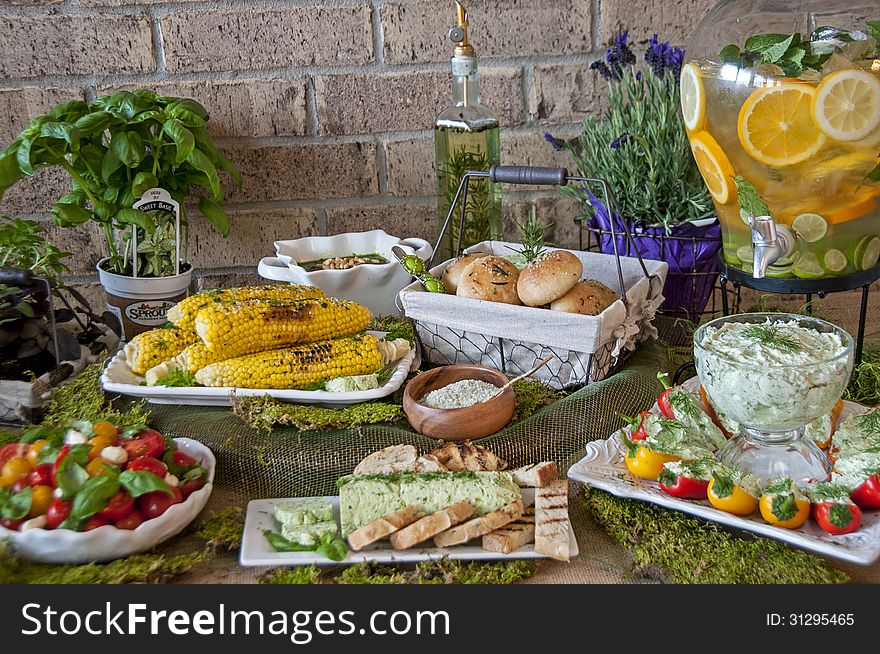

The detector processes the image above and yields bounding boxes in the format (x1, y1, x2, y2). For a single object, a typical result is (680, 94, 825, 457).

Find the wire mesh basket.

(399, 165, 667, 389)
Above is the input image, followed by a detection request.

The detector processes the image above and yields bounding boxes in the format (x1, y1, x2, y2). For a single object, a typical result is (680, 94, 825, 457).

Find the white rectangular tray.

(240, 489, 579, 566)
(567, 381, 880, 565)
(100, 331, 417, 407)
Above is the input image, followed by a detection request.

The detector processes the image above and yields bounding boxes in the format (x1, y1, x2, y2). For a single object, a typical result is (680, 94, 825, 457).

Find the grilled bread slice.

(510, 462, 558, 488)
(534, 479, 570, 561)
(414, 454, 447, 472)
(347, 506, 424, 551)
(429, 441, 507, 472)
(390, 501, 475, 550)
(433, 499, 523, 547)
(353, 445, 418, 475)
(482, 507, 535, 554)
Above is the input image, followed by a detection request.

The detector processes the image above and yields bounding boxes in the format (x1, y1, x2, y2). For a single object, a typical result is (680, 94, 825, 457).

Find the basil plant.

(0, 89, 242, 277)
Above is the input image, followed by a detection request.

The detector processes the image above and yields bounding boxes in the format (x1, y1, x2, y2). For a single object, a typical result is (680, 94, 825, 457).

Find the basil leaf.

(263, 530, 314, 553)
(67, 443, 92, 467)
(316, 533, 348, 562)
(56, 461, 89, 500)
(115, 208, 154, 233)
(71, 475, 120, 520)
(51, 201, 92, 227)
(36, 443, 61, 465)
(0, 487, 32, 520)
(864, 162, 880, 185)
(17, 137, 33, 175)
(762, 33, 796, 64)
(74, 111, 114, 134)
(20, 425, 63, 445)
(744, 33, 793, 54)
(111, 130, 145, 168)
(119, 470, 173, 498)
(120, 424, 149, 440)
(719, 44, 741, 64)
(0, 151, 23, 194)
(162, 118, 195, 164)
(132, 171, 158, 197)
(57, 516, 85, 531)
(186, 149, 221, 200)
(101, 147, 123, 183)
(198, 196, 230, 237)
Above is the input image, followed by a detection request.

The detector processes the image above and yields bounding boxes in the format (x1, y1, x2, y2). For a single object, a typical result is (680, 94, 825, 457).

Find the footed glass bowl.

(694, 312, 854, 484)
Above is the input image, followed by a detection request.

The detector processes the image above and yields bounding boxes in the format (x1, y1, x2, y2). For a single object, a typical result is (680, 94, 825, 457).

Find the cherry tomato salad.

(617, 376, 880, 537)
(0, 420, 208, 533)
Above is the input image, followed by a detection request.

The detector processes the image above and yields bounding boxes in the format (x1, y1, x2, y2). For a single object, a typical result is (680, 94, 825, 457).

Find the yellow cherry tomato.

(28, 485, 54, 518)
(708, 477, 758, 515)
(92, 420, 119, 440)
(0, 456, 32, 487)
(26, 440, 46, 467)
(86, 458, 115, 478)
(87, 435, 115, 461)
(624, 446, 681, 480)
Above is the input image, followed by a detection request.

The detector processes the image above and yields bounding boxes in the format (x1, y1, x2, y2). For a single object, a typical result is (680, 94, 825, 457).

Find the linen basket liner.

(143, 343, 671, 500)
(399, 241, 668, 388)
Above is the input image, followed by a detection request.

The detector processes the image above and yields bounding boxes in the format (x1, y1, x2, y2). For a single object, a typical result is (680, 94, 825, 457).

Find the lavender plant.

(547, 32, 714, 231)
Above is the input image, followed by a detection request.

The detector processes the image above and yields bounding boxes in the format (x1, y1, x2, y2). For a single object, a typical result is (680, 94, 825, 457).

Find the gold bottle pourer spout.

(449, 1, 475, 57)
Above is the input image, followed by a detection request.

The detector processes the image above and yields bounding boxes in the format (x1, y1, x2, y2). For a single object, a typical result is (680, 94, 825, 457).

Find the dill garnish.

(153, 368, 199, 387)
(670, 390, 701, 420)
(741, 324, 801, 353)
(855, 410, 880, 435)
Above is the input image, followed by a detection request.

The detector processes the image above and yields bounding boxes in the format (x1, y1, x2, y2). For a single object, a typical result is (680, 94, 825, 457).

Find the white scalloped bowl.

(257, 229, 433, 317)
(0, 438, 215, 564)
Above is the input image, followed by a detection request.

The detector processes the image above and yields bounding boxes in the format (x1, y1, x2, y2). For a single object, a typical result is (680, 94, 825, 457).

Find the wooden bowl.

(402, 365, 515, 441)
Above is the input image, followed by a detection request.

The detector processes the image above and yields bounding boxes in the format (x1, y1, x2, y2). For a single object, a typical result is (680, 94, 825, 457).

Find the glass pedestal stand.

(717, 255, 880, 366)
(718, 426, 832, 486)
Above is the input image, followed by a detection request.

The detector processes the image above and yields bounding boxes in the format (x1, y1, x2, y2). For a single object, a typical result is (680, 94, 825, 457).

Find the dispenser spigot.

(749, 214, 796, 279)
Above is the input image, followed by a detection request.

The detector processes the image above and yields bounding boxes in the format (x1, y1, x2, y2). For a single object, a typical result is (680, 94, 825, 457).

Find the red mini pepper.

(620, 412, 653, 441)
(808, 482, 862, 535)
(657, 458, 714, 500)
(657, 372, 676, 419)
(850, 472, 880, 510)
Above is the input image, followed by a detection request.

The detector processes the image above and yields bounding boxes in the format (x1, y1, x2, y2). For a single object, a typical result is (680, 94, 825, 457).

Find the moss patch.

(196, 507, 244, 552)
(512, 379, 563, 422)
(369, 316, 415, 344)
(260, 566, 322, 585)
(582, 487, 848, 584)
(231, 394, 404, 432)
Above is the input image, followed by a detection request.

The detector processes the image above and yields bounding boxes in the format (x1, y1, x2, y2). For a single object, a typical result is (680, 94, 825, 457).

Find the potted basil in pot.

(0, 90, 242, 339)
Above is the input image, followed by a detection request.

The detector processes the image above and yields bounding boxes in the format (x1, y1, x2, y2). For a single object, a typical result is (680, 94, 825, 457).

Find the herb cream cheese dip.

(695, 318, 851, 432)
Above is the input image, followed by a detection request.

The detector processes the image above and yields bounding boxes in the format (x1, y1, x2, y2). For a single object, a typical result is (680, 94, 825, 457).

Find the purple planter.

(586, 198, 722, 322)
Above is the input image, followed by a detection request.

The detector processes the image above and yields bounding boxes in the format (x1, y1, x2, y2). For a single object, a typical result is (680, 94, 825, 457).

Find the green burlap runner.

(145, 343, 672, 499)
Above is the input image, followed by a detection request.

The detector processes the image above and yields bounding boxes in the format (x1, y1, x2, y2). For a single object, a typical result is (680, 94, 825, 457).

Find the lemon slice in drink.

(791, 213, 828, 242)
(738, 84, 826, 166)
(690, 131, 735, 204)
(813, 70, 880, 142)
(793, 252, 825, 279)
(823, 249, 848, 273)
(854, 236, 880, 271)
(680, 63, 706, 132)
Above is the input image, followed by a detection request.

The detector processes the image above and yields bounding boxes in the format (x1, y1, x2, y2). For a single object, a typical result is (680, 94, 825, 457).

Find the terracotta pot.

(97, 258, 192, 340)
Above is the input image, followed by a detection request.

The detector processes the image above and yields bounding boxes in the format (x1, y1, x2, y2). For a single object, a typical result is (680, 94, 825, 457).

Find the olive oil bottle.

(434, 1, 501, 258)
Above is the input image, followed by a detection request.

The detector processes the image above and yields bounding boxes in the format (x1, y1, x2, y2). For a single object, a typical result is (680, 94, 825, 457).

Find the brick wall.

(0, 0, 718, 305)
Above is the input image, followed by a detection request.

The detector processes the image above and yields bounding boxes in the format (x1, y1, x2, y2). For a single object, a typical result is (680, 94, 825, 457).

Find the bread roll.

(516, 250, 583, 307)
(549, 279, 618, 316)
(456, 256, 521, 305)
(441, 253, 487, 294)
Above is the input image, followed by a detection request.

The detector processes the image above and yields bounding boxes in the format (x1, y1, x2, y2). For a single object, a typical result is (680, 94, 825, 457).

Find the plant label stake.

(132, 188, 182, 279)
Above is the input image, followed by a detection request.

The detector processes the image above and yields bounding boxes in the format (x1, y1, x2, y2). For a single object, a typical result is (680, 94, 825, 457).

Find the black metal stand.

(718, 254, 880, 366)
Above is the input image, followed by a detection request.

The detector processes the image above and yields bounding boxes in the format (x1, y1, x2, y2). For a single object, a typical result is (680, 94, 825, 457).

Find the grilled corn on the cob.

(194, 334, 406, 389)
(194, 297, 372, 356)
(144, 342, 227, 385)
(167, 284, 325, 331)
(124, 327, 198, 374)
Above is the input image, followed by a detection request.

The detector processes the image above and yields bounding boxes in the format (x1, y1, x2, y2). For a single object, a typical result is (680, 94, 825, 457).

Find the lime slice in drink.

(791, 213, 828, 243)
(855, 236, 880, 271)
(766, 262, 795, 278)
(823, 249, 848, 273)
(736, 245, 753, 263)
(793, 252, 825, 279)
(774, 250, 801, 267)
(739, 208, 752, 225)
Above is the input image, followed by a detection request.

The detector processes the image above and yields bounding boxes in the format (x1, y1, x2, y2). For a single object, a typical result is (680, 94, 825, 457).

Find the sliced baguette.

(353, 445, 417, 475)
(414, 454, 447, 473)
(510, 462, 558, 488)
(347, 506, 424, 552)
(390, 501, 475, 550)
(534, 479, 570, 562)
(433, 499, 523, 547)
(482, 507, 535, 554)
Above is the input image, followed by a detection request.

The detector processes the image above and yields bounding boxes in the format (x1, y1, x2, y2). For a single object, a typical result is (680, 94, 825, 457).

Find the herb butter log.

(337, 471, 521, 536)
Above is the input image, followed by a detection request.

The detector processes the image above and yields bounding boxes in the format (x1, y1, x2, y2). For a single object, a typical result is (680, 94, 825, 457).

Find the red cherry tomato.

(0, 517, 24, 531)
(11, 477, 29, 493)
(28, 463, 53, 488)
(138, 486, 182, 520)
(51, 444, 72, 487)
(172, 451, 197, 468)
(126, 456, 168, 478)
(45, 499, 72, 529)
(97, 491, 135, 521)
(180, 477, 205, 500)
(82, 516, 110, 531)
(0, 443, 29, 467)
(114, 509, 146, 530)
(122, 430, 166, 459)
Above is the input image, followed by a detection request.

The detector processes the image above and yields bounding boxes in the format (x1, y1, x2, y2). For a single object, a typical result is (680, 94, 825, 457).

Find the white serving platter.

(240, 488, 579, 566)
(0, 438, 214, 564)
(100, 331, 417, 407)
(568, 377, 880, 565)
